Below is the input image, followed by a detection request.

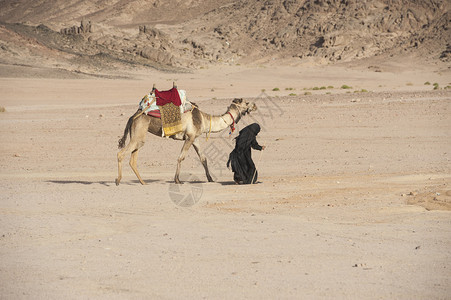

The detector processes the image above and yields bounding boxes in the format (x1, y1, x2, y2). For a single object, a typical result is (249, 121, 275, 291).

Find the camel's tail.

(118, 110, 141, 149)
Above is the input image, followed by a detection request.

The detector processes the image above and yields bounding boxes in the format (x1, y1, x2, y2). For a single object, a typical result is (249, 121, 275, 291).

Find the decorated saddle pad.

(139, 93, 158, 114)
(159, 102, 183, 136)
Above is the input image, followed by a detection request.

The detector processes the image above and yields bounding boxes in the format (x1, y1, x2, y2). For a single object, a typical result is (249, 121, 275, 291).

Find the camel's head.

(231, 98, 257, 119)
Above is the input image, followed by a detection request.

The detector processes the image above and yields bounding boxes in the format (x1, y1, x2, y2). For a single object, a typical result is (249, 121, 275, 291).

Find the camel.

(115, 96, 257, 185)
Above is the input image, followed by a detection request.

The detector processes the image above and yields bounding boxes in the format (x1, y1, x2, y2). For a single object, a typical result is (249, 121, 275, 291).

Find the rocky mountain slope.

(0, 0, 235, 26)
(201, 0, 450, 63)
(0, 0, 449, 76)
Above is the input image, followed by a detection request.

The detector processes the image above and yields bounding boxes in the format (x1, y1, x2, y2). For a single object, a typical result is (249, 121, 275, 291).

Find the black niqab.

(227, 123, 263, 184)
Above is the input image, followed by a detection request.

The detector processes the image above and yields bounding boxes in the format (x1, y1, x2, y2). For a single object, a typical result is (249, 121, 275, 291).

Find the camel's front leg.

(174, 138, 194, 184)
(192, 140, 214, 182)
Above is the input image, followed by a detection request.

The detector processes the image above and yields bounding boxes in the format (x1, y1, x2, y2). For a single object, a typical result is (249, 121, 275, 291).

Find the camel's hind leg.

(116, 139, 146, 185)
(116, 116, 148, 185)
(129, 147, 146, 184)
(192, 140, 214, 182)
(116, 147, 127, 185)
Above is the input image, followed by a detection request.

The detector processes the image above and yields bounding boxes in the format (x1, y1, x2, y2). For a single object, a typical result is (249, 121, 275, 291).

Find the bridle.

(222, 102, 250, 135)
(227, 111, 235, 134)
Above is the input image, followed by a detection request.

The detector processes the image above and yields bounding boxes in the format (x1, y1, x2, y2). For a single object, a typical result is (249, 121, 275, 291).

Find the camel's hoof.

(115, 178, 120, 186)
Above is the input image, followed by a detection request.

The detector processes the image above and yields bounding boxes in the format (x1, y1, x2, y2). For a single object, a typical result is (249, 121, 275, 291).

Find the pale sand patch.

(0, 66, 450, 298)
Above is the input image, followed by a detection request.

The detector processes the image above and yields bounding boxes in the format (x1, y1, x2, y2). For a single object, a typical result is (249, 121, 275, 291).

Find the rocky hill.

(0, 0, 235, 26)
(0, 0, 449, 76)
(200, 0, 450, 63)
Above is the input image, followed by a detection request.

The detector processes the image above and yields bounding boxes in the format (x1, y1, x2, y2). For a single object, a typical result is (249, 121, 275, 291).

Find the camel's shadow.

(46, 179, 160, 186)
(46, 179, 258, 186)
(46, 180, 111, 186)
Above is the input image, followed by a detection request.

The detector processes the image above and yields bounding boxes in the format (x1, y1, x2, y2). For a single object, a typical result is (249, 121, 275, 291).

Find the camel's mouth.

(245, 103, 257, 114)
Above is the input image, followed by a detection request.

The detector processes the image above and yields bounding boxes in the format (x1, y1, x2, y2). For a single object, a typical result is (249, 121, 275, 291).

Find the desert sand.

(0, 62, 450, 299)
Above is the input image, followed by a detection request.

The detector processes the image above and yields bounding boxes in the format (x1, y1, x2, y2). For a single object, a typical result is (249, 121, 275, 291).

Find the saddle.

(138, 86, 192, 136)
(139, 88, 193, 118)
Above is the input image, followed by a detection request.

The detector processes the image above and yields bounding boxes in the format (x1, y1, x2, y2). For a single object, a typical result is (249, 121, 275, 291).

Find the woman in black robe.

(227, 123, 265, 184)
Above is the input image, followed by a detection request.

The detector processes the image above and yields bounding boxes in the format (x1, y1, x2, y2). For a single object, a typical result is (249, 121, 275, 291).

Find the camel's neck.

(204, 109, 240, 134)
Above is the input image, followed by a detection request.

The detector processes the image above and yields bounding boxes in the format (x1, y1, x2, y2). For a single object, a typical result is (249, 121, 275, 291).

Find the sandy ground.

(0, 65, 451, 299)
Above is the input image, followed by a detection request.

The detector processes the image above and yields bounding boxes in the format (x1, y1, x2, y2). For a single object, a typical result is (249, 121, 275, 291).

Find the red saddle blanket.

(155, 88, 182, 106)
(147, 110, 161, 118)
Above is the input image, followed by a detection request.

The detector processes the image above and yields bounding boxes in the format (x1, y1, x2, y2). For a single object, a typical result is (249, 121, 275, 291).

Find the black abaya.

(227, 123, 263, 184)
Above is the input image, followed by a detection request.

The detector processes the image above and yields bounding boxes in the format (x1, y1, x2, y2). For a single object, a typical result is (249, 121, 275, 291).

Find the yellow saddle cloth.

(159, 102, 183, 136)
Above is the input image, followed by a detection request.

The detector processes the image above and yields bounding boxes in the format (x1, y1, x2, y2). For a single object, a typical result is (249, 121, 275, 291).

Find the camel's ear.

(232, 98, 243, 104)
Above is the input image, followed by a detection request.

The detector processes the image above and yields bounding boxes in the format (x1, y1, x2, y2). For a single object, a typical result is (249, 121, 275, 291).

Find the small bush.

(272, 87, 280, 91)
(327, 86, 334, 89)
(289, 93, 297, 96)
(320, 86, 327, 90)
(433, 83, 439, 90)
(445, 85, 451, 90)
(424, 81, 431, 85)
(326, 92, 331, 95)
(304, 92, 312, 96)
(341, 84, 352, 89)
(285, 87, 294, 91)
(261, 89, 266, 92)
(312, 87, 320, 90)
